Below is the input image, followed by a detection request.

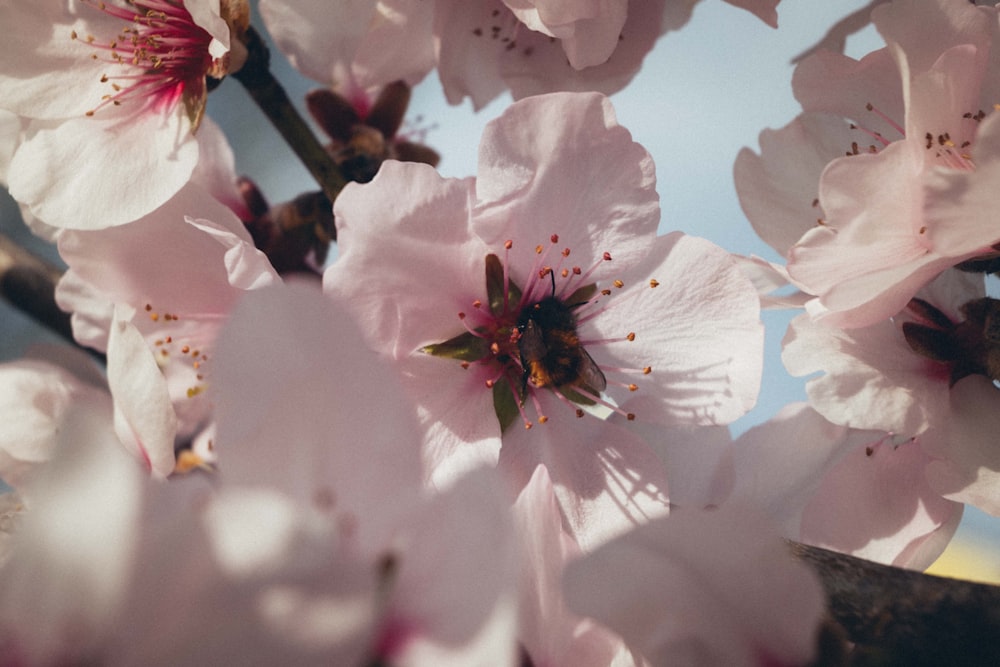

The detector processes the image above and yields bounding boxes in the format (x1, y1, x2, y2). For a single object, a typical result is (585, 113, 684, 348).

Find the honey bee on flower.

(324, 92, 763, 547)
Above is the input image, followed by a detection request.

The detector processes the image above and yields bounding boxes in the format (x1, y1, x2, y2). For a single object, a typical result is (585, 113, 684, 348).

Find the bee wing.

(518, 320, 548, 360)
(578, 346, 607, 393)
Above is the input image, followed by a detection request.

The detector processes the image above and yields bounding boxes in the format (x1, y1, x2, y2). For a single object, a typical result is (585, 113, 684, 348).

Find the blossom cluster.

(0, 0, 997, 664)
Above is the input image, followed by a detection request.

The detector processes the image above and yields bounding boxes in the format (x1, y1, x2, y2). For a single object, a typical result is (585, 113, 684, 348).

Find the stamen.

(562, 251, 612, 297)
(77, 0, 215, 117)
(865, 102, 905, 137)
(456, 312, 489, 337)
(571, 385, 636, 421)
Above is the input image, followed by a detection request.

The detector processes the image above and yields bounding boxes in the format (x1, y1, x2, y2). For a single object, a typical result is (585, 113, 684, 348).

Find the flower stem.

(231, 26, 347, 204)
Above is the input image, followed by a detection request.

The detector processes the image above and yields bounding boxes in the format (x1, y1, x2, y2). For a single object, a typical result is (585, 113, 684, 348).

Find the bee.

(517, 295, 607, 395)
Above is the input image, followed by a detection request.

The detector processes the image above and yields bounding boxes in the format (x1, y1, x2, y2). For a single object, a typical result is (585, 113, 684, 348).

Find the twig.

(231, 26, 347, 203)
(0, 234, 73, 344)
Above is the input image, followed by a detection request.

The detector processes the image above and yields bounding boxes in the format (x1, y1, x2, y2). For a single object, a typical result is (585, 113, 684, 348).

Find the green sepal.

(421, 331, 489, 361)
(485, 253, 522, 316)
(493, 379, 521, 433)
(560, 385, 598, 406)
(565, 282, 597, 307)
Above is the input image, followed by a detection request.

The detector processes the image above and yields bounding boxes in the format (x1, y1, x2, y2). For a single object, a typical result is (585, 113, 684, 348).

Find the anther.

(649, 279, 659, 288)
(626, 332, 635, 341)
(613, 280, 624, 289)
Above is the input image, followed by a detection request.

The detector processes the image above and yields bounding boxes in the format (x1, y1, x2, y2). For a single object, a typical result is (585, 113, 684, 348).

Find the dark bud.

(243, 191, 334, 276)
(366, 80, 411, 139)
(306, 88, 360, 144)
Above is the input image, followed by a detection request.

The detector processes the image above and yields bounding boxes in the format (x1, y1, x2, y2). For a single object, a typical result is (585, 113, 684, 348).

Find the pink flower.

(782, 268, 1000, 518)
(0, 337, 178, 481)
(563, 503, 826, 667)
(0, 347, 111, 491)
(0, 0, 247, 229)
(513, 465, 631, 667)
(260, 0, 780, 110)
(0, 403, 378, 665)
(727, 403, 962, 569)
(325, 92, 762, 546)
(0, 282, 521, 665)
(211, 282, 520, 665)
(54, 177, 280, 469)
(735, 0, 1000, 328)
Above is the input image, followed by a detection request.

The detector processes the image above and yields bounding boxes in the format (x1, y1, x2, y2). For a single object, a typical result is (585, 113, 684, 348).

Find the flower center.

(73, 0, 215, 118)
(843, 101, 988, 170)
(423, 236, 653, 430)
(902, 296, 1000, 386)
(144, 302, 212, 400)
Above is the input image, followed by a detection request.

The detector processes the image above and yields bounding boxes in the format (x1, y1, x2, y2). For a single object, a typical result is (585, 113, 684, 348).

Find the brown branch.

(230, 26, 348, 204)
(0, 234, 73, 343)
(791, 541, 1000, 666)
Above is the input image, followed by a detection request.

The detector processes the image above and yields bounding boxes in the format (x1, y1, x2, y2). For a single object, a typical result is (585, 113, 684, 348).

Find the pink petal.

(564, 504, 825, 667)
(499, 402, 670, 551)
(498, 0, 670, 100)
(211, 281, 425, 553)
(390, 467, 518, 665)
(8, 110, 198, 229)
(605, 233, 763, 426)
(325, 161, 483, 357)
(801, 433, 962, 569)
(925, 375, 1000, 516)
(107, 315, 178, 478)
(513, 465, 625, 667)
(734, 113, 859, 256)
(0, 406, 144, 665)
(474, 92, 659, 283)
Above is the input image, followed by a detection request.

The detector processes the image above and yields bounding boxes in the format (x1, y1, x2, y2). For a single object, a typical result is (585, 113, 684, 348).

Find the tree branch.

(791, 541, 1000, 666)
(230, 26, 348, 204)
(0, 234, 74, 344)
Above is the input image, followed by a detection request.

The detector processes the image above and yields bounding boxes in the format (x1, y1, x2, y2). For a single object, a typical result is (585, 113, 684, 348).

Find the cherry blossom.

(211, 282, 520, 665)
(54, 179, 280, 461)
(0, 282, 521, 665)
(0, 0, 248, 229)
(0, 347, 111, 492)
(735, 0, 1000, 328)
(563, 503, 826, 667)
(782, 268, 1000, 519)
(0, 400, 378, 665)
(0, 333, 178, 482)
(324, 92, 762, 547)
(260, 0, 780, 110)
(512, 465, 631, 667)
(726, 403, 962, 569)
